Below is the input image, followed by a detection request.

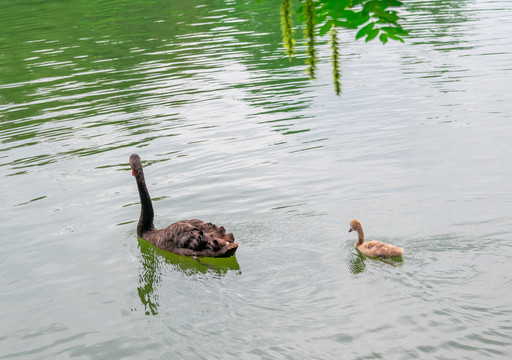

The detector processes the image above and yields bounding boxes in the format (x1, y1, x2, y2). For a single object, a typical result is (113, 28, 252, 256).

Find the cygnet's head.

(348, 219, 362, 233)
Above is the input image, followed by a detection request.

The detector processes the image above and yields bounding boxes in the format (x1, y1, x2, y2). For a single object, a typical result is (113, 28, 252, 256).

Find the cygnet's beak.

(348, 228, 353, 233)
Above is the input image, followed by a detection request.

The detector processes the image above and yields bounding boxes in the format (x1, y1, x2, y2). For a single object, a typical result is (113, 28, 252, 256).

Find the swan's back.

(144, 219, 238, 258)
(358, 241, 403, 258)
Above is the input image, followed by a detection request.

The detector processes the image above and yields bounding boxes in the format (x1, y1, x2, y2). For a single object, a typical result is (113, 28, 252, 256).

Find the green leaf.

(365, 28, 379, 42)
(387, 33, 405, 42)
(356, 22, 374, 40)
(319, 20, 333, 36)
(325, 0, 352, 13)
(393, 26, 409, 36)
(373, 10, 399, 23)
(380, 0, 403, 7)
(316, 11, 328, 24)
(381, 26, 397, 35)
(348, 11, 370, 26)
(334, 19, 358, 29)
(363, 1, 379, 13)
(379, 33, 388, 44)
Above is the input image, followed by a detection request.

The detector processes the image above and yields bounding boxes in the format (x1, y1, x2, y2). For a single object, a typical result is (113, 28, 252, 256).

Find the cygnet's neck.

(355, 228, 365, 247)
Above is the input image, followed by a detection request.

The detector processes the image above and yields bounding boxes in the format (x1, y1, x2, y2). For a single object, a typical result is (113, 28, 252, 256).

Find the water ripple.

(2, 0, 512, 359)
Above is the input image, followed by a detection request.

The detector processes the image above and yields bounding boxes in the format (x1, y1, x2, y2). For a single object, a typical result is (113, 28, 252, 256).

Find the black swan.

(349, 219, 403, 258)
(129, 154, 238, 258)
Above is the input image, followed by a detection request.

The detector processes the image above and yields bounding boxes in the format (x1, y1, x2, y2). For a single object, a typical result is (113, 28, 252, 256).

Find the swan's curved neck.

(355, 229, 365, 247)
(134, 169, 154, 237)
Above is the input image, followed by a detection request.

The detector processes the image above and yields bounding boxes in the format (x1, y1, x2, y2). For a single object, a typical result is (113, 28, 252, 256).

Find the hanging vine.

(280, 0, 295, 58)
(279, 0, 408, 95)
(330, 25, 341, 96)
(304, 0, 317, 80)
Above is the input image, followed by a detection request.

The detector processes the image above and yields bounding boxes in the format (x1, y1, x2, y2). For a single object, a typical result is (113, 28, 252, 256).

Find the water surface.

(1, 0, 512, 359)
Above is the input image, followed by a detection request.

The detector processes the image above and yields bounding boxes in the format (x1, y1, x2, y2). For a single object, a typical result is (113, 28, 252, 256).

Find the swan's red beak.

(131, 169, 134, 176)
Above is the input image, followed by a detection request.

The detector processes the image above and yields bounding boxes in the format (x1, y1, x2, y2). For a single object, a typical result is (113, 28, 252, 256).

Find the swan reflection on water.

(136, 237, 241, 316)
(347, 250, 403, 275)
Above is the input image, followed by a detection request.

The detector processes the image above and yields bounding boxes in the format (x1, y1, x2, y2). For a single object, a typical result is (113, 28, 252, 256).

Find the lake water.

(1, 0, 512, 358)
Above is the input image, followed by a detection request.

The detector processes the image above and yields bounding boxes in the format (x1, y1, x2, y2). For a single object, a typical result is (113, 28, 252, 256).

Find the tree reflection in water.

(136, 237, 241, 316)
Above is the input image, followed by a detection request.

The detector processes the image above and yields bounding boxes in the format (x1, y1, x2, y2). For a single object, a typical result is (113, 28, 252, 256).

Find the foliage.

(303, 0, 317, 79)
(280, 0, 408, 95)
(330, 25, 341, 95)
(281, 0, 295, 58)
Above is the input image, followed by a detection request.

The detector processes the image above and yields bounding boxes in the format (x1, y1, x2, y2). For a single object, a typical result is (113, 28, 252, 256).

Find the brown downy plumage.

(129, 154, 238, 258)
(349, 219, 403, 258)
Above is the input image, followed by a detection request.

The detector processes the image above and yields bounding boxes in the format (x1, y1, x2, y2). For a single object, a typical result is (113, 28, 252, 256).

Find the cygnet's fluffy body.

(349, 219, 403, 258)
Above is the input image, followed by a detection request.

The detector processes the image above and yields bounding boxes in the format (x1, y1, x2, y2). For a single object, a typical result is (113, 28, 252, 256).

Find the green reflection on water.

(347, 248, 404, 275)
(0, 0, 314, 173)
(136, 237, 240, 316)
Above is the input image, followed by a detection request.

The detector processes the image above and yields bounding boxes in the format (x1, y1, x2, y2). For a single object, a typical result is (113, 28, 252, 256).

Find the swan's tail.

(221, 243, 239, 257)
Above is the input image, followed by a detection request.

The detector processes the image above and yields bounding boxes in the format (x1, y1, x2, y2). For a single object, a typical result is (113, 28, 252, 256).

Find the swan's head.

(349, 219, 362, 233)
(129, 153, 142, 177)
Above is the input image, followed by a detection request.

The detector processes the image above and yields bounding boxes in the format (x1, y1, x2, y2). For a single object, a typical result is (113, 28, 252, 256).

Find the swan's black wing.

(143, 219, 238, 258)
